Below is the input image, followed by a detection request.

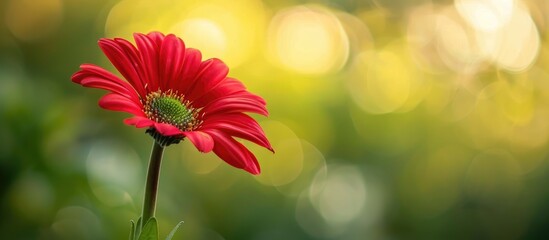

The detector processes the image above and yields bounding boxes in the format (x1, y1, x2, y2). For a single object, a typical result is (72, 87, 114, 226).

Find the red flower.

(72, 32, 272, 174)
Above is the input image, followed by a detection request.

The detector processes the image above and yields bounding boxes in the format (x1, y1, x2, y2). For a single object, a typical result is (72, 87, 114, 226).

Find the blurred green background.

(2, 0, 549, 239)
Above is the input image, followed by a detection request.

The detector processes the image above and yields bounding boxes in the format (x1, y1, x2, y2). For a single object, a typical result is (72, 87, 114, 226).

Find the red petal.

(201, 113, 273, 152)
(124, 116, 155, 128)
(98, 93, 145, 116)
(183, 131, 214, 153)
(99, 38, 147, 97)
(186, 58, 229, 102)
(147, 31, 165, 44)
(114, 38, 149, 91)
(72, 64, 141, 103)
(206, 130, 261, 175)
(79, 76, 132, 97)
(202, 96, 268, 117)
(175, 48, 202, 93)
(154, 122, 183, 136)
(159, 34, 186, 90)
(192, 77, 247, 107)
(134, 33, 161, 91)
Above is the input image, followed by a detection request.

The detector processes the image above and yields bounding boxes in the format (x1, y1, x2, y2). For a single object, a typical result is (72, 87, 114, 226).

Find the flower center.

(144, 90, 201, 131)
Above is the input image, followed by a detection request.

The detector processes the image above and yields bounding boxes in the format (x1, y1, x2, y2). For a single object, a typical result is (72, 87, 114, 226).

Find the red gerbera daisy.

(72, 32, 272, 174)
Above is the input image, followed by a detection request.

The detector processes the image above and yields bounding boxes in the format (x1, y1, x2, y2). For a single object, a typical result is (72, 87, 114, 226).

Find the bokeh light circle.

(435, 7, 484, 73)
(309, 165, 366, 225)
(267, 5, 349, 75)
(86, 140, 141, 207)
(252, 121, 303, 187)
(348, 44, 426, 114)
(486, 3, 540, 72)
(455, 0, 515, 32)
(274, 140, 327, 197)
(105, 0, 267, 68)
(170, 18, 228, 60)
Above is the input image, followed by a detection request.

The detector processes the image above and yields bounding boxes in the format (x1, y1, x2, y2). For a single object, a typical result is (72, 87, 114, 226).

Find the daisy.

(72, 32, 272, 175)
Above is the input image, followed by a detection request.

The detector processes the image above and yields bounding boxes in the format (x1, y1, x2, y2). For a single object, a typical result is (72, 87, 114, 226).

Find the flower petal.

(147, 31, 165, 44)
(134, 33, 161, 91)
(114, 38, 150, 91)
(159, 34, 186, 91)
(175, 48, 202, 94)
(201, 113, 273, 152)
(206, 130, 261, 175)
(72, 64, 141, 102)
(99, 38, 147, 97)
(98, 93, 145, 116)
(154, 122, 184, 136)
(202, 96, 268, 117)
(124, 116, 155, 128)
(192, 77, 247, 107)
(186, 58, 229, 102)
(183, 131, 214, 153)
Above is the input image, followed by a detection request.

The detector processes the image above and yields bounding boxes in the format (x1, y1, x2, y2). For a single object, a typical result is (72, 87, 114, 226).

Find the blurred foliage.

(2, 0, 549, 239)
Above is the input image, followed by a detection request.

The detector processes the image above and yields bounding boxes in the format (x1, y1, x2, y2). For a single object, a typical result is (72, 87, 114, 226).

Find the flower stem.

(142, 140, 164, 228)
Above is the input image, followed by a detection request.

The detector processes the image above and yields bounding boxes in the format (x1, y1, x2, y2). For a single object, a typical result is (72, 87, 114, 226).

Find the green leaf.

(165, 221, 184, 240)
(135, 217, 142, 240)
(129, 220, 136, 240)
(138, 218, 159, 240)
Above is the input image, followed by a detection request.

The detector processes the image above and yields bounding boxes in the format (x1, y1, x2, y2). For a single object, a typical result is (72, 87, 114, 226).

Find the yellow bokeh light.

(421, 79, 454, 115)
(104, 0, 166, 39)
(444, 84, 479, 122)
(267, 5, 349, 75)
(435, 7, 484, 73)
(336, 11, 374, 55)
(461, 69, 549, 174)
(407, 5, 436, 49)
(274, 140, 326, 197)
(507, 68, 549, 154)
(512, 109, 549, 149)
(409, 3, 539, 74)
(498, 78, 535, 126)
(175, 1, 266, 67)
(171, 18, 228, 60)
(348, 48, 416, 114)
(105, 0, 266, 68)
(407, 4, 447, 73)
(4, 0, 63, 42)
(488, 3, 540, 72)
(452, 1, 540, 72)
(455, 0, 514, 32)
(252, 121, 304, 187)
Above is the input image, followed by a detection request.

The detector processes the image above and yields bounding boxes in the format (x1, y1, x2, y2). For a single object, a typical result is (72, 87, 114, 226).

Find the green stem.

(141, 141, 164, 229)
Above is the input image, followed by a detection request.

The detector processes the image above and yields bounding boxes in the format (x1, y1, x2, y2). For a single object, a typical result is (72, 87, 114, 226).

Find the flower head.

(72, 32, 272, 174)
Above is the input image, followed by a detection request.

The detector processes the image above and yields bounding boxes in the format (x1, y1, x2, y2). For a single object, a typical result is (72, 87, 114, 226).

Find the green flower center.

(144, 90, 201, 131)
(151, 97, 192, 124)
